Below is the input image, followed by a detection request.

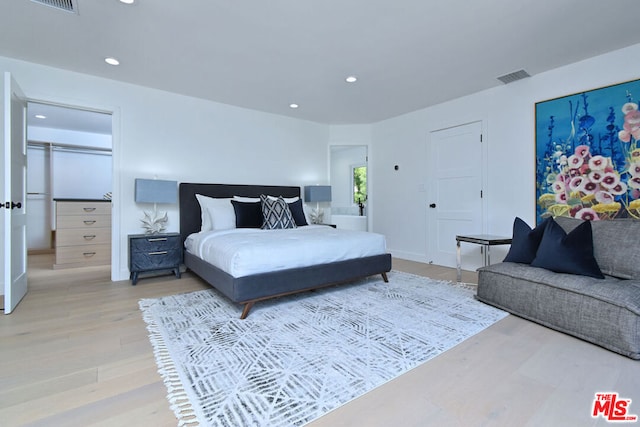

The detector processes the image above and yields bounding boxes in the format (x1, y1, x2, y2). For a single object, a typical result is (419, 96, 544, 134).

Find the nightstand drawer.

(130, 235, 181, 252)
(130, 248, 182, 271)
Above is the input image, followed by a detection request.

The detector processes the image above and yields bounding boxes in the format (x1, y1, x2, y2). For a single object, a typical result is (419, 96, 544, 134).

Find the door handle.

(2, 201, 22, 209)
(429, 203, 436, 208)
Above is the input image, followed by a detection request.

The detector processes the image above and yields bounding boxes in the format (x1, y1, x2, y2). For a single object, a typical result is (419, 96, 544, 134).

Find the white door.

(2, 72, 28, 314)
(427, 121, 483, 268)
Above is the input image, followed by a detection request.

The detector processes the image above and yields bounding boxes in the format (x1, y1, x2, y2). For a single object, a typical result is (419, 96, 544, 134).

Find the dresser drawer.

(56, 215, 111, 229)
(56, 228, 111, 246)
(130, 235, 181, 252)
(55, 243, 111, 266)
(56, 201, 111, 216)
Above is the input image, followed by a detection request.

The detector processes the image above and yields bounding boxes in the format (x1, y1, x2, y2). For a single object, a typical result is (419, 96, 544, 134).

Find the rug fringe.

(139, 299, 201, 427)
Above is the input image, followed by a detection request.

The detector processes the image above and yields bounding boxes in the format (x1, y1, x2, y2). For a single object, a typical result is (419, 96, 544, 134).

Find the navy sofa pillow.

(503, 217, 549, 264)
(231, 200, 263, 228)
(288, 199, 308, 226)
(531, 218, 604, 279)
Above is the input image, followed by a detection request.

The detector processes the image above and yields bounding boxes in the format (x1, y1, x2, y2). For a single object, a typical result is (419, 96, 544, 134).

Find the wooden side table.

(128, 233, 182, 285)
(455, 234, 512, 282)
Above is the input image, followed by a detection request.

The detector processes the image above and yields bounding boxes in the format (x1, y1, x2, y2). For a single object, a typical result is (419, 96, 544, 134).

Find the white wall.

(0, 55, 329, 280)
(51, 149, 112, 199)
(330, 146, 367, 210)
(26, 146, 50, 250)
(371, 43, 640, 264)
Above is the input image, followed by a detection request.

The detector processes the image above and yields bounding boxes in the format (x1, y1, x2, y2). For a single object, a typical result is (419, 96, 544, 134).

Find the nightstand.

(128, 233, 182, 285)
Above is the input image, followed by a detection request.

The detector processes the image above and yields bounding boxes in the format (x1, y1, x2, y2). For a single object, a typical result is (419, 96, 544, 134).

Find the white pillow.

(302, 203, 312, 225)
(232, 196, 260, 203)
(233, 195, 300, 203)
(274, 195, 300, 204)
(195, 195, 235, 231)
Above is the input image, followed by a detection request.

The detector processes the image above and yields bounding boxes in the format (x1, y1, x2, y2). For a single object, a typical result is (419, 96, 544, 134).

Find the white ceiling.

(2, 0, 640, 126)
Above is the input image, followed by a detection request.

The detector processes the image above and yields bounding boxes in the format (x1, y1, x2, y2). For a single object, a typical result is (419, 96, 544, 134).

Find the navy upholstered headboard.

(179, 183, 301, 246)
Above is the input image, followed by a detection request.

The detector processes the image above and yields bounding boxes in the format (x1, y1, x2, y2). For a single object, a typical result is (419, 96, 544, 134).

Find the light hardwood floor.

(1, 255, 638, 426)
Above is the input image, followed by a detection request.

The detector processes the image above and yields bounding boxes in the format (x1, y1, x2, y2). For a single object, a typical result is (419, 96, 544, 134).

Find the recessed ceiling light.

(289, 103, 299, 109)
(345, 76, 358, 83)
(34, 114, 46, 119)
(105, 57, 120, 66)
(120, 0, 135, 4)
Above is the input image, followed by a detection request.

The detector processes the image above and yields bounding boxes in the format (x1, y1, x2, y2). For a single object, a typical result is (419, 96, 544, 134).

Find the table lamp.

(134, 178, 177, 234)
(304, 185, 332, 224)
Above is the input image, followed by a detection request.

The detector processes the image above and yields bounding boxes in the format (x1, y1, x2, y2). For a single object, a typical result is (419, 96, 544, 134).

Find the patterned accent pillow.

(260, 195, 297, 230)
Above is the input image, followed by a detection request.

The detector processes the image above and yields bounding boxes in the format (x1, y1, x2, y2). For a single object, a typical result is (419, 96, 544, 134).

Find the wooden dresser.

(54, 199, 111, 269)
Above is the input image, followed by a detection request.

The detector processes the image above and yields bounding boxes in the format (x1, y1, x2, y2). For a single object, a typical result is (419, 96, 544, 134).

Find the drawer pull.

(147, 238, 168, 242)
(83, 207, 96, 212)
(83, 252, 96, 257)
(83, 235, 96, 240)
(148, 251, 168, 255)
(83, 220, 96, 225)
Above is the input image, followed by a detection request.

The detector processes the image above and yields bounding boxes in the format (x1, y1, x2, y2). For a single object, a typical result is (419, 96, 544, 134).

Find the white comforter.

(185, 225, 387, 278)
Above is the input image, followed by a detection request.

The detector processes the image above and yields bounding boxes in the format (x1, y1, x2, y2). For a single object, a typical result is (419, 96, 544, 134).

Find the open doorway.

(329, 145, 368, 231)
(26, 102, 113, 270)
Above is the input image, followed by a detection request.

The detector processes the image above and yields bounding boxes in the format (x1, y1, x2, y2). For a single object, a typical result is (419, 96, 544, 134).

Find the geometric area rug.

(139, 270, 508, 427)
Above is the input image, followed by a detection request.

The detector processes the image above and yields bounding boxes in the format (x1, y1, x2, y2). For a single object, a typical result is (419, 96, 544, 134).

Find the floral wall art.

(535, 78, 640, 224)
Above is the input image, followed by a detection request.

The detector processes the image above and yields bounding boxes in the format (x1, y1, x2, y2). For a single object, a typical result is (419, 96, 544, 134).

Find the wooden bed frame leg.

(240, 302, 254, 320)
(381, 272, 389, 283)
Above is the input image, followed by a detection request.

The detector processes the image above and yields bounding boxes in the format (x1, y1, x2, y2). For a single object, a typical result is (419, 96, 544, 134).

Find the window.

(352, 165, 367, 204)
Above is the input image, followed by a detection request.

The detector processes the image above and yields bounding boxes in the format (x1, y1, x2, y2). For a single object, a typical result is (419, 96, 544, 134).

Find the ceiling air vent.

(31, 0, 76, 13)
(497, 69, 530, 84)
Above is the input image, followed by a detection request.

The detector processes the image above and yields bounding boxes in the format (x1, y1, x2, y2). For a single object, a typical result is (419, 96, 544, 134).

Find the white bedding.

(185, 225, 387, 278)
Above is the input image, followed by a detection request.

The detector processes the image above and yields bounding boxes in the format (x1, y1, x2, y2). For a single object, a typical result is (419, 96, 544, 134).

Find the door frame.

(25, 95, 121, 282)
(425, 119, 488, 268)
(329, 143, 371, 230)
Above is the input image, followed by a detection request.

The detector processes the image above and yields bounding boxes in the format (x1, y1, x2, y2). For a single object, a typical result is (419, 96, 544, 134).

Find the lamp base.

(141, 207, 168, 234)
(309, 207, 325, 225)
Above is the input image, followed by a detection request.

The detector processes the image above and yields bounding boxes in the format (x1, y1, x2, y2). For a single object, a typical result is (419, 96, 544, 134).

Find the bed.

(179, 183, 392, 318)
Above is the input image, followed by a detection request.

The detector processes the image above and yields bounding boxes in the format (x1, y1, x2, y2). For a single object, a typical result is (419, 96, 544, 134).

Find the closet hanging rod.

(52, 146, 112, 156)
(28, 140, 112, 154)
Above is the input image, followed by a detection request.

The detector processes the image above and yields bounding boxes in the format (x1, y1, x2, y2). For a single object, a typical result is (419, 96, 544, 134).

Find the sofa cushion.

(554, 216, 640, 280)
(477, 262, 640, 359)
(531, 218, 604, 279)
(503, 217, 549, 264)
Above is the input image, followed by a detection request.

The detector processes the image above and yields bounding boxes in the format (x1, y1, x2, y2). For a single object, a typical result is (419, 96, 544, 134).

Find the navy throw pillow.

(503, 217, 549, 264)
(531, 218, 604, 279)
(288, 199, 308, 226)
(231, 200, 263, 228)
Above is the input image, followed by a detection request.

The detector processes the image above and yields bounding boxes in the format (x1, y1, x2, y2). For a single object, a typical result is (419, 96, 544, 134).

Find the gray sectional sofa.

(477, 217, 640, 359)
